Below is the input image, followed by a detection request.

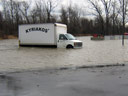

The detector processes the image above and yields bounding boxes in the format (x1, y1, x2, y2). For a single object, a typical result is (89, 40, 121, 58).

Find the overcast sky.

(0, 0, 92, 18)
(0, 0, 88, 10)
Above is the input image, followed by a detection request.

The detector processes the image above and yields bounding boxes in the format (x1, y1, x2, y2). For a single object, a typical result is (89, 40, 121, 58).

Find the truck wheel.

(66, 45, 73, 49)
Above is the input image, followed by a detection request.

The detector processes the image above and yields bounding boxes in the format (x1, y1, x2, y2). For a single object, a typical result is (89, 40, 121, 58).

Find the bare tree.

(118, 0, 128, 45)
(88, 0, 104, 35)
(1, 0, 7, 20)
(109, 0, 120, 35)
(15, 2, 22, 24)
(101, 0, 112, 35)
(60, 6, 68, 25)
(0, 11, 3, 33)
(19, 1, 31, 23)
(67, 5, 81, 34)
(1, 0, 14, 36)
(43, 0, 59, 23)
(0, 11, 3, 24)
(88, 0, 120, 35)
(34, 0, 47, 23)
(0, 11, 3, 37)
(30, 9, 38, 24)
(10, 0, 14, 23)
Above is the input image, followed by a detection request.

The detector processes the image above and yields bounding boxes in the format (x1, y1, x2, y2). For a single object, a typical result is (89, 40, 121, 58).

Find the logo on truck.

(26, 27, 49, 33)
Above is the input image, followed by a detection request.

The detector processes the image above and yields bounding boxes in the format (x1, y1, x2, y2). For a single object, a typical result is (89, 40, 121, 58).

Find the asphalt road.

(0, 65, 128, 96)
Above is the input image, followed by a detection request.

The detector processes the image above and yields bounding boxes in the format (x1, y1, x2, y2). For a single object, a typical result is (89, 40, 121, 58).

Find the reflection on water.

(0, 37, 128, 72)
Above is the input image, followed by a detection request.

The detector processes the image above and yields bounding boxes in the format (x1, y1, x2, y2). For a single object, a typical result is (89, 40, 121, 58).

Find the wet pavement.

(0, 65, 128, 96)
(0, 36, 128, 72)
(0, 36, 128, 96)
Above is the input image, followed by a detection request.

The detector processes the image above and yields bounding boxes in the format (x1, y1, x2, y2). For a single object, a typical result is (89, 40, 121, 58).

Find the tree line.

(0, 0, 128, 38)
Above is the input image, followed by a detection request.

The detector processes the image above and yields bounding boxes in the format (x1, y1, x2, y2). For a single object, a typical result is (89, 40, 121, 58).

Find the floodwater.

(0, 36, 128, 72)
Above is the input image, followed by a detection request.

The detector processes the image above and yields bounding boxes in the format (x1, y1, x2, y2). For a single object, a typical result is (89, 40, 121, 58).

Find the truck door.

(57, 34, 67, 48)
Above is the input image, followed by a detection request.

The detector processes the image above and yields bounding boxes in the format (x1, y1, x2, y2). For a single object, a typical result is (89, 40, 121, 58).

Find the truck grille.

(75, 42, 82, 47)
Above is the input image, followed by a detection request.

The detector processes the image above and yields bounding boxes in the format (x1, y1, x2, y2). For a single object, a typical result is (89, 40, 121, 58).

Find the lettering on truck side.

(26, 27, 49, 33)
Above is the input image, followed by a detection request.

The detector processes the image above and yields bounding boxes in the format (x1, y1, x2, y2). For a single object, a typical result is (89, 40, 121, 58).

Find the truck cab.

(57, 33, 82, 48)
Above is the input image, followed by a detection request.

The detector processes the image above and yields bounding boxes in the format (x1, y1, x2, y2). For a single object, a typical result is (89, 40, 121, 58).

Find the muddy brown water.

(0, 36, 128, 72)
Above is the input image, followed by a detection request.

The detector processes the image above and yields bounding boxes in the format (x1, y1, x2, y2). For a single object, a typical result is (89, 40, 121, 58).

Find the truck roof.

(54, 23, 67, 28)
(19, 23, 67, 28)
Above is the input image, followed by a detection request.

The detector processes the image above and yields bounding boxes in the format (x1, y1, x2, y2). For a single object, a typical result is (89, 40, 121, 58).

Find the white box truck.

(19, 23, 82, 48)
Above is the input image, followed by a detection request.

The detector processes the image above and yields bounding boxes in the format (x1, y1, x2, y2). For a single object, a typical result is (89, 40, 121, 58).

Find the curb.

(59, 63, 125, 70)
(0, 64, 126, 75)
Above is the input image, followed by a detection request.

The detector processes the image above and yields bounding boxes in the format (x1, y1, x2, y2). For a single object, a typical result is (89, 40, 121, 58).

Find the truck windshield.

(65, 34, 76, 40)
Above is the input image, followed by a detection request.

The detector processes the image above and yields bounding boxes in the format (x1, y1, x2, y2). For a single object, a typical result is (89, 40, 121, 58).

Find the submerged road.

(0, 37, 128, 72)
(0, 65, 128, 96)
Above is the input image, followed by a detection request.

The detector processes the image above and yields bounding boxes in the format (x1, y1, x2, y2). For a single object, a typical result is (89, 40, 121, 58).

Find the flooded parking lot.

(0, 36, 128, 72)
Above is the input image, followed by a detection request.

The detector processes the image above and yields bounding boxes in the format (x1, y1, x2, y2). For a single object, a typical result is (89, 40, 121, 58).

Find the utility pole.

(122, 0, 125, 46)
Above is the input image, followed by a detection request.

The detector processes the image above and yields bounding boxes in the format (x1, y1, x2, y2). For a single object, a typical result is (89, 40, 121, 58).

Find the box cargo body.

(19, 23, 66, 46)
(19, 23, 82, 48)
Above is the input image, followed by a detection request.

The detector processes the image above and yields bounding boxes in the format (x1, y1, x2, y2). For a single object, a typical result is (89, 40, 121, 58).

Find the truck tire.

(66, 45, 73, 49)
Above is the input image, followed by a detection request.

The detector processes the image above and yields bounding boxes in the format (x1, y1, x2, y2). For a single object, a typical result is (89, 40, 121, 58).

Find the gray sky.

(0, 0, 88, 10)
(0, 0, 92, 18)
(61, 0, 85, 6)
